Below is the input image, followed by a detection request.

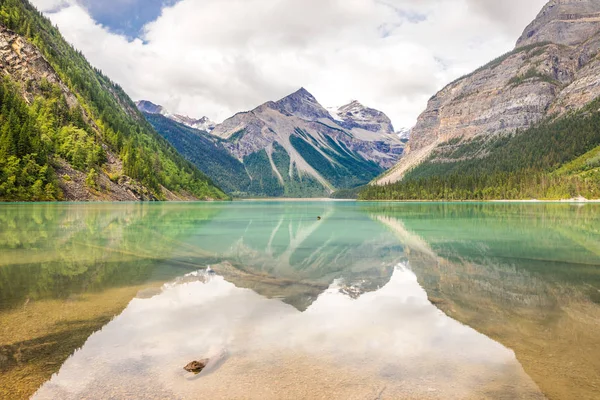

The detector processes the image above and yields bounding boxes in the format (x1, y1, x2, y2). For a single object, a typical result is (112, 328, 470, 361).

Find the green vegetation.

(361, 100, 600, 200)
(556, 145, 600, 177)
(145, 114, 329, 197)
(85, 168, 98, 189)
(144, 113, 251, 196)
(0, 78, 63, 200)
(244, 149, 284, 197)
(290, 134, 382, 189)
(0, 0, 227, 201)
(331, 185, 365, 199)
(508, 67, 559, 87)
(229, 129, 246, 143)
(271, 142, 328, 198)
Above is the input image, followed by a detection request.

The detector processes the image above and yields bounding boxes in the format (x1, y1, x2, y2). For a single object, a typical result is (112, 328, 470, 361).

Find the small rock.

(183, 359, 209, 374)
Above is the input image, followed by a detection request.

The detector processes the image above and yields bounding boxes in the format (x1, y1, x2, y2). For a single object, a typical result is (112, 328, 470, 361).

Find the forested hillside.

(0, 0, 228, 201)
(143, 112, 250, 196)
(360, 99, 600, 200)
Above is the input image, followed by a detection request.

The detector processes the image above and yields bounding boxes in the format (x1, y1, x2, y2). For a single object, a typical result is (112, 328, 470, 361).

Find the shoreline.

(2, 198, 600, 204)
(355, 198, 600, 203)
(235, 198, 354, 202)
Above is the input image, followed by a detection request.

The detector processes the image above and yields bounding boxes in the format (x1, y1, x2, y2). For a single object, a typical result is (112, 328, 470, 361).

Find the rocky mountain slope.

(136, 100, 216, 132)
(0, 0, 227, 201)
(142, 89, 404, 197)
(376, 0, 600, 189)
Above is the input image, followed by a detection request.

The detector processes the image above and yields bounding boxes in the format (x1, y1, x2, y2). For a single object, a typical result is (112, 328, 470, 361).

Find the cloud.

(30, 0, 547, 129)
(465, 0, 544, 33)
(31, 0, 70, 12)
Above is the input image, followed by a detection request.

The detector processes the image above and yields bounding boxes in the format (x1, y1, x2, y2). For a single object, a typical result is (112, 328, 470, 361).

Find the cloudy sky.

(31, 0, 547, 129)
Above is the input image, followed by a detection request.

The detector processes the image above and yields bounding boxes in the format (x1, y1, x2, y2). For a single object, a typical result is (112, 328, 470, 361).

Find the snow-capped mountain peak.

(135, 100, 216, 132)
(397, 128, 411, 141)
(326, 106, 344, 122)
(328, 100, 395, 135)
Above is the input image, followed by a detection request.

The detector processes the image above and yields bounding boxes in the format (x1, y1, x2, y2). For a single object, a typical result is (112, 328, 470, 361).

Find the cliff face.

(517, 0, 600, 47)
(0, 27, 76, 106)
(378, 0, 600, 185)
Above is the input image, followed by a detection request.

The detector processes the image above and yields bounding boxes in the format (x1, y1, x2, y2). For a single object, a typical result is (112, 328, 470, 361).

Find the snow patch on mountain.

(135, 100, 216, 132)
(397, 128, 411, 141)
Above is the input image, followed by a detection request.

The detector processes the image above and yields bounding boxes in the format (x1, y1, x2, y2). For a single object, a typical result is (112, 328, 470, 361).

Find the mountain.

(328, 100, 395, 134)
(0, 0, 228, 201)
(135, 100, 216, 132)
(366, 0, 600, 200)
(145, 89, 405, 197)
(141, 112, 251, 195)
(135, 100, 166, 115)
(396, 128, 411, 142)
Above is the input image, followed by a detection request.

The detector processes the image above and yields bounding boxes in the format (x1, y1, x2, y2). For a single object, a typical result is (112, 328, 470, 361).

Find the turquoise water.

(1, 202, 599, 399)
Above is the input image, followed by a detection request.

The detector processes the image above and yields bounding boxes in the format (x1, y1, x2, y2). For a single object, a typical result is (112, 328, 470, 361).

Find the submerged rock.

(183, 348, 230, 377)
(183, 359, 209, 374)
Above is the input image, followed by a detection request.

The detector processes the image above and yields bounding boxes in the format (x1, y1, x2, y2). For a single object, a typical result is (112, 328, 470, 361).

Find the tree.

(85, 168, 98, 189)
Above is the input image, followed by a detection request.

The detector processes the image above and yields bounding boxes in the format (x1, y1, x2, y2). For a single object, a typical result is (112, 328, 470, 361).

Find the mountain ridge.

(135, 100, 216, 132)
(210, 88, 404, 166)
(142, 88, 404, 197)
(365, 0, 600, 200)
(375, 0, 600, 188)
(517, 0, 600, 47)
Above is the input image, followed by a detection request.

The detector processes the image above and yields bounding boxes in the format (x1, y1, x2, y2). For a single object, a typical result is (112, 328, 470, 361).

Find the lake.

(1, 201, 599, 399)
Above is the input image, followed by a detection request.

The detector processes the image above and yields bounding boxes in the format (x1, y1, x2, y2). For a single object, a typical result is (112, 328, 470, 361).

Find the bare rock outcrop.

(517, 0, 600, 47)
(0, 26, 78, 107)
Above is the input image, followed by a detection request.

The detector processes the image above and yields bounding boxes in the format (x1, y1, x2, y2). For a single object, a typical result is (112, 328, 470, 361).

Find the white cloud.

(30, 0, 547, 129)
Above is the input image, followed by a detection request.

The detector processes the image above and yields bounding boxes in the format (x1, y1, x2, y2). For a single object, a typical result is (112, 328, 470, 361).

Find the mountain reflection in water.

(369, 203, 600, 400)
(1, 202, 599, 399)
(33, 264, 543, 400)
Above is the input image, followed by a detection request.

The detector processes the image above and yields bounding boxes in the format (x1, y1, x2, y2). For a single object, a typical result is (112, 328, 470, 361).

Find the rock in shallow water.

(183, 359, 209, 374)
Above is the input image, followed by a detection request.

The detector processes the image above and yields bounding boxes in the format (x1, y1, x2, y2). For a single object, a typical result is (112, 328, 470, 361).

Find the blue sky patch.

(78, 0, 180, 39)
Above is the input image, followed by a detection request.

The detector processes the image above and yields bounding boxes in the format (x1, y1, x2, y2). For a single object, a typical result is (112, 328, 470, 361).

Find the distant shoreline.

(355, 199, 600, 203)
(234, 197, 600, 203)
(2, 198, 599, 204)
(236, 198, 354, 202)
